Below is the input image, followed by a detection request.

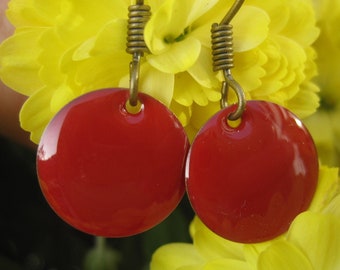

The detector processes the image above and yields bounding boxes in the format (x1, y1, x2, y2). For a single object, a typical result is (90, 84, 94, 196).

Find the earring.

(185, 0, 319, 243)
(36, 0, 189, 237)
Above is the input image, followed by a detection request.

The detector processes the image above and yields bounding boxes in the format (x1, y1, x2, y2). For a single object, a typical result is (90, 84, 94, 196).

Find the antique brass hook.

(126, 0, 151, 107)
(211, 0, 246, 121)
(220, 0, 245, 25)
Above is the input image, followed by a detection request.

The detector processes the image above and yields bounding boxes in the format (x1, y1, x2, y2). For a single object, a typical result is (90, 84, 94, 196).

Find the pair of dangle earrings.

(36, 0, 319, 244)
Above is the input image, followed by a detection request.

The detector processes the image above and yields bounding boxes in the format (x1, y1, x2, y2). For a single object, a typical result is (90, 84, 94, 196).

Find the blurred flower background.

(304, 0, 340, 167)
(0, 0, 339, 269)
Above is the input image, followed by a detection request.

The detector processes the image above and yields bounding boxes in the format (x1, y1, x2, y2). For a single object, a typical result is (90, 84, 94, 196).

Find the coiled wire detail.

(211, 0, 246, 121)
(126, 1, 151, 107)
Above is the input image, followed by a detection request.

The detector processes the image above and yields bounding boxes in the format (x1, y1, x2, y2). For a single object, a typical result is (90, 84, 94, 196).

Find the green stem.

(95, 236, 106, 251)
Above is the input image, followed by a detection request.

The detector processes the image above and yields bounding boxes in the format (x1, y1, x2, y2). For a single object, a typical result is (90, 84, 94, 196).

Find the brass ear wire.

(220, 0, 245, 25)
(126, 0, 151, 107)
(211, 0, 246, 121)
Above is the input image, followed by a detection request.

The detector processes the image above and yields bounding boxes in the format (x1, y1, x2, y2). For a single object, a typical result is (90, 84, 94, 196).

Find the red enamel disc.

(37, 88, 189, 237)
(186, 101, 318, 243)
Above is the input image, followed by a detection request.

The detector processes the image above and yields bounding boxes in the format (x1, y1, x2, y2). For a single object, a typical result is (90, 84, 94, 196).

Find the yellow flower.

(312, 0, 340, 104)
(0, 0, 130, 142)
(0, 0, 319, 143)
(304, 107, 340, 167)
(145, 0, 321, 139)
(303, 1, 340, 167)
(150, 166, 340, 270)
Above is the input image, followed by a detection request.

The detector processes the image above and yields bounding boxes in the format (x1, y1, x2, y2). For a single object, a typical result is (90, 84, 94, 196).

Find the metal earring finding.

(126, 0, 151, 108)
(211, 0, 246, 121)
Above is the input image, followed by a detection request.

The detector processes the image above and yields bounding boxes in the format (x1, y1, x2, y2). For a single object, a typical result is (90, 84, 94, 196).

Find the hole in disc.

(125, 99, 143, 114)
(226, 116, 242, 128)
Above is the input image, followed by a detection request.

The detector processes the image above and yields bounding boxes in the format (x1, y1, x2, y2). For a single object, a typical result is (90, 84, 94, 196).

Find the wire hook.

(126, 0, 151, 107)
(212, 0, 246, 121)
(221, 70, 246, 120)
(220, 0, 245, 25)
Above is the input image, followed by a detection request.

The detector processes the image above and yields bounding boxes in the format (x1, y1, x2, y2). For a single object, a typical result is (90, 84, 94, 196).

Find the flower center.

(164, 26, 191, 44)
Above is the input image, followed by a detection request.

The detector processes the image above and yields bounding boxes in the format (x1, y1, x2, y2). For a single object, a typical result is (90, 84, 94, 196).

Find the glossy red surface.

(37, 89, 189, 237)
(186, 101, 318, 243)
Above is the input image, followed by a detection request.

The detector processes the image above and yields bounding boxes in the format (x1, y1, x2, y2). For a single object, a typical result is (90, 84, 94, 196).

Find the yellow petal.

(50, 83, 77, 113)
(139, 63, 175, 107)
(246, 0, 289, 34)
(254, 36, 306, 102)
(303, 47, 318, 82)
(173, 72, 215, 107)
(233, 6, 270, 52)
(178, 266, 204, 270)
(185, 0, 219, 26)
(281, 0, 320, 46)
(170, 100, 192, 127)
(144, 0, 191, 54)
(203, 88, 221, 103)
(19, 87, 55, 144)
(285, 81, 319, 119)
(119, 63, 174, 107)
(190, 23, 211, 48)
(314, 2, 340, 102)
(323, 195, 340, 219)
(257, 39, 286, 94)
(90, 19, 127, 54)
(286, 47, 320, 118)
(145, 0, 217, 53)
(20, 81, 80, 144)
(147, 36, 201, 74)
(203, 258, 251, 270)
(273, 36, 306, 98)
(73, 19, 127, 60)
(7, 0, 60, 27)
(72, 37, 96, 61)
(173, 73, 195, 107)
(184, 124, 199, 143)
(190, 102, 220, 131)
(150, 243, 205, 270)
(308, 166, 340, 213)
(258, 240, 313, 270)
(38, 28, 66, 86)
(190, 217, 245, 261)
(243, 239, 280, 268)
(187, 46, 220, 89)
(304, 112, 338, 165)
(287, 211, 340, 270)
(75, 53, 130, 92)
(232, 49, 266, 93)
(330, 108, 340, 160)
(55, 0, 127, 45)
(0, 29, 44, 95)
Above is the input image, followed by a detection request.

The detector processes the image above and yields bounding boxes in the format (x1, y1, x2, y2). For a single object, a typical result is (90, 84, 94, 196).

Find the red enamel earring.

(36, 1, 189, 237)
(185, 0, 319, 243)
